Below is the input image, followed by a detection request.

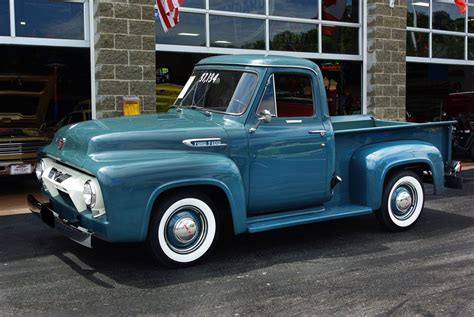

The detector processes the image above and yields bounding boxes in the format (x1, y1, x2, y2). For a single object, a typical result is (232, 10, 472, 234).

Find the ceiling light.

(177, 32, 200, 36)
(411, 2, 429, 7)
(214, 40, 232, 44)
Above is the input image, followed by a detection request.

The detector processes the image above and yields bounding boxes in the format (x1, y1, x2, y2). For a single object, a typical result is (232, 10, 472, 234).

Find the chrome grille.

(0, 142, 48, 155)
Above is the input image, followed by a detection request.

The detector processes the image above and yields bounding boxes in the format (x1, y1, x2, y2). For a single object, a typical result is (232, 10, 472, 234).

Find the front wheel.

(147, 191, 219, 268)
(376, 170, 425, 232)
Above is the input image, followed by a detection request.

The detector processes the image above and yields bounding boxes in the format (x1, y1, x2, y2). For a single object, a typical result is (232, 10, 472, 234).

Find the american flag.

(156, 0, 183, 32)
(455, 0, 467, 14)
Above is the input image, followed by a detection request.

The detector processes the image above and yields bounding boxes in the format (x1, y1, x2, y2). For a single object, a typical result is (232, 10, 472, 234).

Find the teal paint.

(36, 55, 457, 242)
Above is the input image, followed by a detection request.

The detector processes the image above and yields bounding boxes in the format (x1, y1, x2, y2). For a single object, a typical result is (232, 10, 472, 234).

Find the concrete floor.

(0, 175, 45, 216)
(0, 168, 473, 315)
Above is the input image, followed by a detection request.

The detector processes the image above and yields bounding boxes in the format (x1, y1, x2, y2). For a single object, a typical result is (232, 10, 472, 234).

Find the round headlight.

(83, 180, 97, 208)
(35, 159, 45, 181)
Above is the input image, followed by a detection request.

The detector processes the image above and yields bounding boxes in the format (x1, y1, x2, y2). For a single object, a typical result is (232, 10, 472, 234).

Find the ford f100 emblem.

(57, 138, 66, 150)
(182, 138, 227, 148)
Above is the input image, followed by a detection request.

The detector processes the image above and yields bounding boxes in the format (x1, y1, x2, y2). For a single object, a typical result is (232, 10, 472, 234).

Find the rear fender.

(349, 141, 444, 210)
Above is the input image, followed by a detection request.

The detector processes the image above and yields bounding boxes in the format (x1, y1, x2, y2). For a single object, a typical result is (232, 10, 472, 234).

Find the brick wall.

(367, 0, 407, 121)
(94, 0, 156, 118)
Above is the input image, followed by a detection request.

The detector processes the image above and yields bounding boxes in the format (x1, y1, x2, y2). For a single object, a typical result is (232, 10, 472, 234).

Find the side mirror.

(250, 109, 273, 134)
(258, 109, 272, 123)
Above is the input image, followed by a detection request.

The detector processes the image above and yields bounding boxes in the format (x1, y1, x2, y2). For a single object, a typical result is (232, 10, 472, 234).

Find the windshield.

(175, 69, 258, 115)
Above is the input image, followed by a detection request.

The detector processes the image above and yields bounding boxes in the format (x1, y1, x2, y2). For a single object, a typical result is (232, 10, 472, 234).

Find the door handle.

(308, 130, 326, 136)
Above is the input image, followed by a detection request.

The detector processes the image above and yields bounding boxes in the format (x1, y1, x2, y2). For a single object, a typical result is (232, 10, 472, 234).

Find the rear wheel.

(376, 170, 425, 232)
(147, 191, 219, 268)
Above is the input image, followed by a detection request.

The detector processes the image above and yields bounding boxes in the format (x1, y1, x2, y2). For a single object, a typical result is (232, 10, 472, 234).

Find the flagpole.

(89, 0, 97, 120)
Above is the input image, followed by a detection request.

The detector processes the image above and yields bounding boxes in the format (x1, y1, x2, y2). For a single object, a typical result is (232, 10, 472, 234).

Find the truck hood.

(42, 110, 229, 167)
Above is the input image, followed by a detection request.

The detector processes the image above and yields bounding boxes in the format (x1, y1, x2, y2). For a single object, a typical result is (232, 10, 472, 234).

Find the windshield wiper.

(184, 105, 212, 117)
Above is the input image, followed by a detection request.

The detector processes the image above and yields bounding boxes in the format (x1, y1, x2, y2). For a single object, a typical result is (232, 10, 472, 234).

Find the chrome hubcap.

(395, 191, 412, 211)
(390, 183, 417, 220)
(164, 206, 207, 254)
(174, 217, 198, 243)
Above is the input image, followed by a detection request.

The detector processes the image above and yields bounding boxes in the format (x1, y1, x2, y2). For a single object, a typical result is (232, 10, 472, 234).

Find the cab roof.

(197, 54, 321, 74)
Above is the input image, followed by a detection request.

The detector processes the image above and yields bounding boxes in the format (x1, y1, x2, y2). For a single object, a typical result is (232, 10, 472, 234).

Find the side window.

(274, 74, 314, 118)
(256, 75, 277, 115)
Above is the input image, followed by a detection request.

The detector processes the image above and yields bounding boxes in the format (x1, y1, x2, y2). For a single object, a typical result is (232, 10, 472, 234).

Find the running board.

(246, 205, 373, 233)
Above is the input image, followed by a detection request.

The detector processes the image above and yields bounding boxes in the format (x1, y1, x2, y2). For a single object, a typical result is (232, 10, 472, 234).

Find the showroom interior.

(0, 1, 473, 171)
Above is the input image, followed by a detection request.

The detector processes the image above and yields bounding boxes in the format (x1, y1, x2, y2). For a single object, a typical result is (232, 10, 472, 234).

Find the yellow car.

(156, 83, 183, 112)
(0, 74, 54, 176)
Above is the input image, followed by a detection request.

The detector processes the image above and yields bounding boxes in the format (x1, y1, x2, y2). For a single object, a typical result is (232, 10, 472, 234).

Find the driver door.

(246, 70, 329, 215)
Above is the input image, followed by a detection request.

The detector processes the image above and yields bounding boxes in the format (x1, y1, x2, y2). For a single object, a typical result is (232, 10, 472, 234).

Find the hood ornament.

(57, 138, 66, 150)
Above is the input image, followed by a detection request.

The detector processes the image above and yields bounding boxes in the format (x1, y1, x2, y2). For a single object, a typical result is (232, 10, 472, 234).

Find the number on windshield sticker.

(198, 73, 220, 84)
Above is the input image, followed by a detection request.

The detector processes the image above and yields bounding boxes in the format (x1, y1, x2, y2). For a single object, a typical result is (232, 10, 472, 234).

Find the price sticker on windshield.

(198, 73, 220, 84)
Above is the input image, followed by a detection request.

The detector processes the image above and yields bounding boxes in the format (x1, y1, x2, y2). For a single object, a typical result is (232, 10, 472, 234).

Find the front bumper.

(28, 194, 94, 248)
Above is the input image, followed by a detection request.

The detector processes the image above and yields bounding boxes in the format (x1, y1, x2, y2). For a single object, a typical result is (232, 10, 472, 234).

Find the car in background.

(0, 74, 55, 176)
(54, 100, 91, 128)
(53, 109, 91, 130)
(446, 92, 474, 160)
(156, 83, 182, 112)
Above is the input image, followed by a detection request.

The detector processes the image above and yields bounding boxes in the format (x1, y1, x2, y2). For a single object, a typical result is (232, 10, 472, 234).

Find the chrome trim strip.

(309, 130, 326, 136)
(182, 138, 227, 148)
(286, 120, 302, 124)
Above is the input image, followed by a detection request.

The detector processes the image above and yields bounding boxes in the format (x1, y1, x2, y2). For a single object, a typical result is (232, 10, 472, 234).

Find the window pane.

(432, 34, 464, 59)
(156, 13, 205, 46)
(210, 0, 264, 14)
(407, 0, 429, 28)
(322, 0, 359, 23)
(433, 1, 465, 32)
(275, 74, 314, 118)
(210, 16, 265, 50)
(468, 6, 474, 33)
(269, 0, 319, 19)
(15, 0, 84, 40)
(468, 37, 474, 60)
(270, 21, 318, 52)
(322, 26, 358, 55)
(407, 31, 429, 57)
(0, 0, 9, 36)
(182, 0, 205, 9)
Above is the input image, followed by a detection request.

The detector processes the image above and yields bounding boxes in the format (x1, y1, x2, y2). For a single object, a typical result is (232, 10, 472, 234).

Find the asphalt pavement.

(0, 171, 473, 316)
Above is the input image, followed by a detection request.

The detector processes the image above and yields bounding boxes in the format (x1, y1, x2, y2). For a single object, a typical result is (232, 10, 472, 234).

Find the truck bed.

(328, 115, 455, 206)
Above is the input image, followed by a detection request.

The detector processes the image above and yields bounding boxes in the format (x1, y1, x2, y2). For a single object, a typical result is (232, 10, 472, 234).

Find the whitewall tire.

(147, 191, 219, 267)
(376, 170, 425, 232)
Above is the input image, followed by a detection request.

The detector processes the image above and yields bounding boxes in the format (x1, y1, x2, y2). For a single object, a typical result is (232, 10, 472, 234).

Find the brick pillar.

(366, 0, 407, 121)
(94, 0, 156, 118)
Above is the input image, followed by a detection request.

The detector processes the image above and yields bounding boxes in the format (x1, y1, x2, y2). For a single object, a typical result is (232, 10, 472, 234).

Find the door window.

(257, 73, 315, 118)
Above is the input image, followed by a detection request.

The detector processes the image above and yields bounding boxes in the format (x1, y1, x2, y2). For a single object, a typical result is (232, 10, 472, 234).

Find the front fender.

(94, 151, 246, 242)
(349, 141, 444, 210)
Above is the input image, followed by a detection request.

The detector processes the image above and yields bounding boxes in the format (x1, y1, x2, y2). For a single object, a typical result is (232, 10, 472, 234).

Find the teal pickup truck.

(29, 55, 462, 267)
